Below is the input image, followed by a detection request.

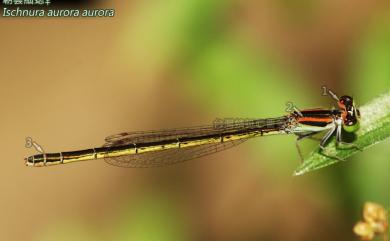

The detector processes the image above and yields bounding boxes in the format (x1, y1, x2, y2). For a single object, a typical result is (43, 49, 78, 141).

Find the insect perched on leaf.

(25, 88, 362, 167)
(353, 202, 388, 241)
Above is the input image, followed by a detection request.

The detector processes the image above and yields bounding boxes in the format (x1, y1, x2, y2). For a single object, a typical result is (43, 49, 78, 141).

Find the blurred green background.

(0, 1, 389, 241)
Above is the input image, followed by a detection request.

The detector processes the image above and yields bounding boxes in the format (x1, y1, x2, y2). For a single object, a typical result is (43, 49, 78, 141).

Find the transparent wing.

(104, 118, 286, 146)
(104, 139, 248, 167)
(104, 125, 217, 146)
(103, 117, 288, 168)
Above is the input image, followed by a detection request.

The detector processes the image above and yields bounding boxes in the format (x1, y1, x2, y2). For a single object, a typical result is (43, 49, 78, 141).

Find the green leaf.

(294, 91, 390, 176)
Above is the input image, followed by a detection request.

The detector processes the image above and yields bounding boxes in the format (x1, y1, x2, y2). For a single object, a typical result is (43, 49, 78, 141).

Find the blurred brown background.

(1, 0, 389, 240)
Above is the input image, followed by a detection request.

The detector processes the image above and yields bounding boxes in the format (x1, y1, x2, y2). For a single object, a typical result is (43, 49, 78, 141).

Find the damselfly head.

(339, 95, 360, 133)
(338, 95, 354, 108)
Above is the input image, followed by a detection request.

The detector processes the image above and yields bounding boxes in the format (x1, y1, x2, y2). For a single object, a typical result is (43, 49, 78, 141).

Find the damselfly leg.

(295, 132, 321, 163)
(295, 113, 362, 163)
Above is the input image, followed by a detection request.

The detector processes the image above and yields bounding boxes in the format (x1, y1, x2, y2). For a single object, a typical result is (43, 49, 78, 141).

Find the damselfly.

(25, 90, 361, 167)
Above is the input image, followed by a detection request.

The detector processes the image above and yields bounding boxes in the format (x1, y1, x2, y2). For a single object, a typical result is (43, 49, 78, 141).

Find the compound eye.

(343, 116, 360, 132)
(340, 95, 353, 106)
